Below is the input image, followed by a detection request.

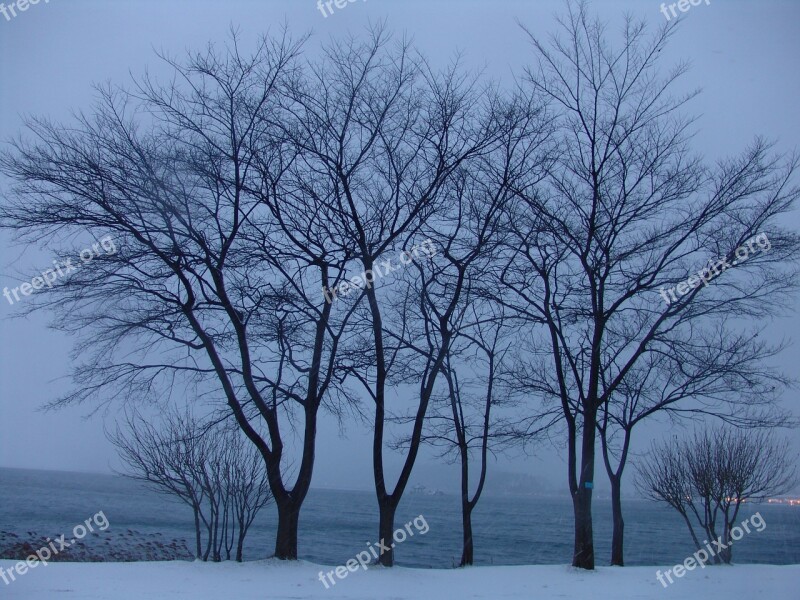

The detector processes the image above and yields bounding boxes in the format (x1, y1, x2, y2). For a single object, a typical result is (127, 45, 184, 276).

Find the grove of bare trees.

(1, 1, 798, 570)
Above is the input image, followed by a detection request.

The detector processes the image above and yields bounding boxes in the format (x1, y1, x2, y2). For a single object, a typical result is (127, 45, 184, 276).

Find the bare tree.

(388, 101, 550, 565)
(280, 25, 513, 565)
(598, 323, 792, 565)
(0, 31, 360, 560)
(409, 298, 514, 567)
(637, 428, 796, 564)
(503, 1, 800, 569)
(108, 411, 210, 560)
(108, 410, 273, 562)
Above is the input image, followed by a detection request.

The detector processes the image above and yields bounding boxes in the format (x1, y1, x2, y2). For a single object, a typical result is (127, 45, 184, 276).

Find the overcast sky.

(0, 0, 798, 493)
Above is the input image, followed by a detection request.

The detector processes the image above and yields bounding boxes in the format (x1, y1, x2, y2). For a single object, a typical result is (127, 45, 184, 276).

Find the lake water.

(1, 467, 798, 567)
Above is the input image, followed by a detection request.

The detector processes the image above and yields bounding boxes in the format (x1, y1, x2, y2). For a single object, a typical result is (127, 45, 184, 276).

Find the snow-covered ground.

(1, 559, 797, 599)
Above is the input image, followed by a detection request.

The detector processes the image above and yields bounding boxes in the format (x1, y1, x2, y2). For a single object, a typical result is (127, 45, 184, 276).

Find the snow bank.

(1, 559, 797, 599)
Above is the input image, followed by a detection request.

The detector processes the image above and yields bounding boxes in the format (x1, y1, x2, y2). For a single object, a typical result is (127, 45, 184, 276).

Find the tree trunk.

(274, 499, 300, 559)
(720, 523, 733, 564)
(202, 538, 212, 561)
(610, 475, 624, 566)
(202, 511, 213, 562)
(377, 499, 397, 567)
(236, 527, 246, 563)
(266, 402, 318, 560)
(212, 515, 221, 562)
(192, 505, 202, 560)
(460, 501, 474, 567)
(458, 435, 475, 567)
(572, 411, 596, 570)
(224, 509, 233, 561)
(572, 487, 594, 569)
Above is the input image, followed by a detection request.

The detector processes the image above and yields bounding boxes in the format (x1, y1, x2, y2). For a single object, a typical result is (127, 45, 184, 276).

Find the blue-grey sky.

(0, 0, 798, 492)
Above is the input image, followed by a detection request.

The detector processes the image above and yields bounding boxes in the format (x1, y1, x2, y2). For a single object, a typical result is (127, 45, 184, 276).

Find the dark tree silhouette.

(504, 0, 800, 569)
(280, 25, 514, 565)
(0, 31, 356, 560)
(388, 103, 551, 564)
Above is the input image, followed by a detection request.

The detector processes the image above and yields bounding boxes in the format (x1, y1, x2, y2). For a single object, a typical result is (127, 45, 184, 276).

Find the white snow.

(1, 559, 797, 599)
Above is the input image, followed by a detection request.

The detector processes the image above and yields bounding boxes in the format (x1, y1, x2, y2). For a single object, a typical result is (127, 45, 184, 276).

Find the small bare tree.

(108, 411, 211, 560)
(636, 428, 796, 564)
(384, 93, 549, 566)
(419, 300, 513, 567)
(108, 410, 273, 562)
